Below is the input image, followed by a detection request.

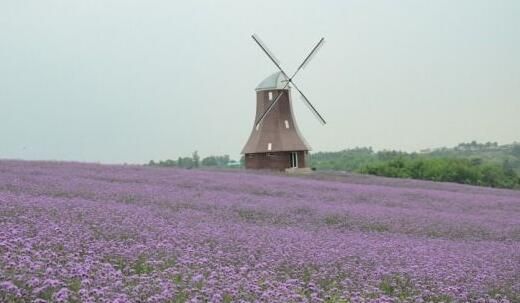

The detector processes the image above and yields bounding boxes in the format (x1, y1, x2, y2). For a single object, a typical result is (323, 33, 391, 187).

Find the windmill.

(242, 34, 326, 171)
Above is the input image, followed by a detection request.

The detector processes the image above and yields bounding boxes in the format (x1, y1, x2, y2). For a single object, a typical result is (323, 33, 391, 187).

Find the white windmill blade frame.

(300, 38, 325, 71)
(251, 33, 327, 126)
(289, 37, 325, 82)
(291, 82, 327, 125)
(251, 33, 282, 67)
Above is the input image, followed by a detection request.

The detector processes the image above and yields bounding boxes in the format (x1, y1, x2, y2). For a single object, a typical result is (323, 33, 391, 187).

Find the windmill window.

(267, 143, 272, 151)
(268, 92, 273, 100)
(284, 120, 290, 128)
(256, 124, 259, 131)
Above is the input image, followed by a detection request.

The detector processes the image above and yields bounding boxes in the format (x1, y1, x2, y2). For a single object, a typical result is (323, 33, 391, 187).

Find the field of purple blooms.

(0, 160, 519, 303)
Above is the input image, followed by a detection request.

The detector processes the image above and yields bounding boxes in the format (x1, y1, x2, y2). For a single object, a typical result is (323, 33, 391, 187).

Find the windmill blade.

(290, 38, 325, 80)
(291, 82, 326, 125)
(251, 34, 281, 66)
(251, 34, 290, 79)
(300, 38, 325, 70)
(254, 82, 291, 127)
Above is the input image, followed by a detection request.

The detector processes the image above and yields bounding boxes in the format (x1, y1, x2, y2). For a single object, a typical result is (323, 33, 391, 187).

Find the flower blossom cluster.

(0, 160, 519, 302)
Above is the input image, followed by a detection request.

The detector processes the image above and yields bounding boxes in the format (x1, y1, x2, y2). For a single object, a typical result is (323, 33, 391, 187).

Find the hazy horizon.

(1, 0, 519, 164)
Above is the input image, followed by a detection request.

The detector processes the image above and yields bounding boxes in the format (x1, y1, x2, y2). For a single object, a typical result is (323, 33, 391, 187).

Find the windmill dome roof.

(255, 71, 289, 91)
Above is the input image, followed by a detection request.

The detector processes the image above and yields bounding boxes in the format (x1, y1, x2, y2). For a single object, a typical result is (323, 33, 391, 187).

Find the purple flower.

(0, 160, 518, 302)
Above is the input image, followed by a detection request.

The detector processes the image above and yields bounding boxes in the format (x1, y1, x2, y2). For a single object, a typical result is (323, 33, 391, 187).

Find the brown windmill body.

(242, 72, 310, 170)
(242, 34, 326, 171)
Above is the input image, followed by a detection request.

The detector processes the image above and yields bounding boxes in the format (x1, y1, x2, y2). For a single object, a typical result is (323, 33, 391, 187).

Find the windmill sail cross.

(242, 34, 328, 171)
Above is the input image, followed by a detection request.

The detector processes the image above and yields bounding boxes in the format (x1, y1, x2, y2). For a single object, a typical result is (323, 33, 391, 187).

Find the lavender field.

(0, 161, 519, 303)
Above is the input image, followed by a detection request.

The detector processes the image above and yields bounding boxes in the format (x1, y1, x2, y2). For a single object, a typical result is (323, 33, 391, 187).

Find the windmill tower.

(242, 34, 326, 171)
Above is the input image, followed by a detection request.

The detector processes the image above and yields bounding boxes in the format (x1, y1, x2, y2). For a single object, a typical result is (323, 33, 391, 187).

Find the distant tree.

(484, 141, 497, 149)
(192, 151, 200, 168)
(201, 155, 230, 167)
(512, 145, 520, 158)
(311, 147, 378, 171)
(360, 157, 519, 189)
(176, 157, 194, 169)
(470, 158, 483, 166)
(152, 154, 239, 169)
(503, 160, 516, 177)
(220, 155, 230, 166)
(159, 159, 176, 167)
(377, 150, 405, 161)
(202, 156, 218, 167)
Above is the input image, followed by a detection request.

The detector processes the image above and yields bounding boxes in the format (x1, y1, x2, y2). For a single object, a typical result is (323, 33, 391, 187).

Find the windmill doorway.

(290, 152, 298, 168)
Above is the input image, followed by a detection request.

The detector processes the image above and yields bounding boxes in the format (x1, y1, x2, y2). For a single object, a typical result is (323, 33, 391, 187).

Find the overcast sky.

(1, 0, 519, 164)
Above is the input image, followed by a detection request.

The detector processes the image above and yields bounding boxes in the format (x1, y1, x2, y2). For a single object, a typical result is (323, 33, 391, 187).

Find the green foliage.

(512, 144, 520, 158)
(324, 214, 345, 226)
(222, 294, 233, 303)
(310, 142, 520, 190)
(149, 153, 240, 169)
(192, 151, 200, 168)
(149, 159, 176, 167)
(133, 255, 153, 275)
(172, 274, 183, 285)
(177, 157, 194, 169)
(378, 274, 418, 299)
(201, 155, 230, 167)
(311, 147, 376, 171)
(487, 285, 520, 303)
(68, 278, 81, 292)
(359, 157, 520, 189)
(423, 294, 454, 303)
(171, 291, 188, 303)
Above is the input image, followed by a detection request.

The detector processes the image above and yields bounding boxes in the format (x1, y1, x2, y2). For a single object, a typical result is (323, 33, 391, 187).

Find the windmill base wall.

(244, 151, 308, 171)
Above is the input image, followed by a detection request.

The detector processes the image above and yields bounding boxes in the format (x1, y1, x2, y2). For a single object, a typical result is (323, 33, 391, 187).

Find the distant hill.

(311, 141, 520, 189)
(424, 141, 520, 173)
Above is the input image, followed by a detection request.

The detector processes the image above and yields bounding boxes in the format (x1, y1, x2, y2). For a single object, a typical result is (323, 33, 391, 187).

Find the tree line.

(148, 152, 241, 169)
(146, 142, 520, 189)
(311, 142, 520, 189)
(359, 157, 519, 189)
